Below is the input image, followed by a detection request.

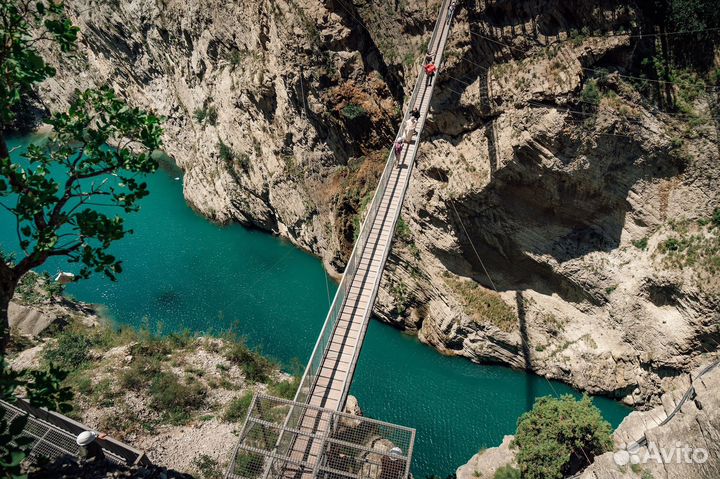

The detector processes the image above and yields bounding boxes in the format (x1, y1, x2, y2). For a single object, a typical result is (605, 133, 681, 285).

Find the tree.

(0, 0, 164, 352)
(512, 395, 613, 479)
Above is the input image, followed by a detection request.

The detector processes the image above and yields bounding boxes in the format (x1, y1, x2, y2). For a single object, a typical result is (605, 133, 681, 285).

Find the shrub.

(445, 278, 517, 332)
(224, 339, 275, 383)
(580, 79, 601, 108)
(120, 354, 163, 391)
(44, 332, 90, 371)
(268, 376, 300, 400)
(192, 453, 223, 479)
(632, 237, 648, 250)
(494, 465, 520, 479)
(712, 208, 720, 228)
(395, 217, 412, 243)
(662, 237, 682, 252)
(218, 140, 235, 163)
(512, 395, 613, 479)
(340, 104, 367, 120)
(224, 392, 254, 422)
(149, 372, 206, 424)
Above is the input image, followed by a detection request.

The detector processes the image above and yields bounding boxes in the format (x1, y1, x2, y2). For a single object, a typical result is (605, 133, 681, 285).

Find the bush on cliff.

(512, 395, 613, 479)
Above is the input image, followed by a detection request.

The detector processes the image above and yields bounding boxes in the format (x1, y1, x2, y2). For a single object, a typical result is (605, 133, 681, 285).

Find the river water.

(1, 135, 630, 476)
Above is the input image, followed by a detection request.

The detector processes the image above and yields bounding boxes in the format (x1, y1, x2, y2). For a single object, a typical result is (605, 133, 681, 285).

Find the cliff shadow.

(431, 125, 687, 305)
(516, 291, 536, 411)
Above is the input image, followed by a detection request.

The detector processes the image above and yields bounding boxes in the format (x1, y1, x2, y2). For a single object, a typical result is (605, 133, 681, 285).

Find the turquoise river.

(2, 135, 631, 477)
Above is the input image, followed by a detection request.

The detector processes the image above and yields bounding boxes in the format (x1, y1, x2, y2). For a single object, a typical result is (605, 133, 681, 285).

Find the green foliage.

(43, 331, 90, 371)
(233, 451, 264, 478)
(0, 0, 79, 126)
(218, 140, 235, 163)
(658, 218, 720, 283)
(662, 237, 681, 252)
(223, 391, 254, 422)
(149, 371, 206, 424)
(192, 453, 223, 479)
(580, 79, 601, 109)
(0, 412, 33, 479)
(23, 365, 74, 413)
(712, 208, 720, 228)
(493, 465, 520, 479)
(666, 0, 720, 35)
(0, 86, 163, 282)
(268, 375, 300, 400)
(223, 338, 275, 383)
(120, 356, 162, 390)
(512, 395, 613, 479)
(1, 358, 74, 478)
(395, 217, 413, 243)
(632, 237, 649, 250)
(218, 140, 249, 172)
(340, 104, 367, 120)
(445, 277, 517, 332)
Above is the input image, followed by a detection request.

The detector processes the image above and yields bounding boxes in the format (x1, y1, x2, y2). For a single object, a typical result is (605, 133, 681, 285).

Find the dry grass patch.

(445, 277, 518, 332)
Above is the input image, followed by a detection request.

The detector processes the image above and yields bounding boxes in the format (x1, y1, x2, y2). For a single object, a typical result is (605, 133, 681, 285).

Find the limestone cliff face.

(32, 0, 720, 408)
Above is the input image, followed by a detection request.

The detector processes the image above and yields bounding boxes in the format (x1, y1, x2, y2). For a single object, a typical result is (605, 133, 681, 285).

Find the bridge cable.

(323, 260, 332, 307)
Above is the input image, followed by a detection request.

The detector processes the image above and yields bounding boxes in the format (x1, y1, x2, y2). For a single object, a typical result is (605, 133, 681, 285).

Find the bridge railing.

(228, 395, 415, 479)
(292, 0, 449, 411)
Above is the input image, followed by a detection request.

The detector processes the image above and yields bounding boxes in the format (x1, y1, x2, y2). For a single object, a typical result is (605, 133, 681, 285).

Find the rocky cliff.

(28, 0, 720, 408)
(456, 361, 720, 478)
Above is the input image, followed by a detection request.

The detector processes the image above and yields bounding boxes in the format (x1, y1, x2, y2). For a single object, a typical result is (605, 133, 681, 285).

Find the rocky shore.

(456, 361, 720, 478)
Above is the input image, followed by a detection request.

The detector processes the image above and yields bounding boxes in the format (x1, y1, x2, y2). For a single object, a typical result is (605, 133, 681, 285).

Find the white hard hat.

(76, 430, 99, 446)
(389, 446, 403, 457)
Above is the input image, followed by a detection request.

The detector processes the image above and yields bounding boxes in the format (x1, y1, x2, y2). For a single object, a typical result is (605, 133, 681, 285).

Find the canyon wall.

(29, 0, 720, 407)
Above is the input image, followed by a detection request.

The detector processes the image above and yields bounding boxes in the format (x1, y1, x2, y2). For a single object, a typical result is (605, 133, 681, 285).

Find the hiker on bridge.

(424, 61, 437, 86)
(448, 0, 458, 20)
(394, 136, 404, 158)
(403, 116, 417, 143)
(76, 430, 107, 463)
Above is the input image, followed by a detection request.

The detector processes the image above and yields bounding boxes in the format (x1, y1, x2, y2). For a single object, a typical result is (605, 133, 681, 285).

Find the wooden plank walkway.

(281, 0, 457, 473)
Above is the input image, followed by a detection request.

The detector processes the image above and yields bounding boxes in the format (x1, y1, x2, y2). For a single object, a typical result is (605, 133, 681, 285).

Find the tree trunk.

(0, 132, 9, 160)
(0, 267, 16, 355)
(1, 132, 12, 354)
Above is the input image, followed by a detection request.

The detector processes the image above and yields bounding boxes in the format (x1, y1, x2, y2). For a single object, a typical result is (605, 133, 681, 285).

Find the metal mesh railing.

(0, 400, 136, 465)
(227, 395, 415, 479)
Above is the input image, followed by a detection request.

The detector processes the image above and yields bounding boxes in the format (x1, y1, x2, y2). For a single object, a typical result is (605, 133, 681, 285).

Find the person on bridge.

(393, 137, 404, 159)
(76, 430, 108, 463)
(410, 108, 420, 120)
(424, 61, 437, 86)
(448, 0, 458, 20)
(403, 117, 417, 143)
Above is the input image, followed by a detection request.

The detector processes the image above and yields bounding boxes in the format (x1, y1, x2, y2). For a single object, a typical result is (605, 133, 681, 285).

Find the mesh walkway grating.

(227, 395, 415, 479)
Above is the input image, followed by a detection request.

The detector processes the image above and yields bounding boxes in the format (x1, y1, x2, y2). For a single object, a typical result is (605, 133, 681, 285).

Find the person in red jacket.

(424, 62, 437, 86)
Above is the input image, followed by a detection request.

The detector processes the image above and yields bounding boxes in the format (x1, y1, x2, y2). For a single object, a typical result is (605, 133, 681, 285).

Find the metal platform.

(227, 395, 415, 479)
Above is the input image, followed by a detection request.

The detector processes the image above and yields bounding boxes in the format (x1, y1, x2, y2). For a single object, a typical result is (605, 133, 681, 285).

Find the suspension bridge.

(227, 1, 457, 478)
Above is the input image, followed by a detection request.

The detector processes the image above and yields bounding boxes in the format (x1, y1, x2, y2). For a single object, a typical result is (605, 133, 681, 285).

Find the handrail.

(290, 0, 446, 409)
(337, 0, 455, 407)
